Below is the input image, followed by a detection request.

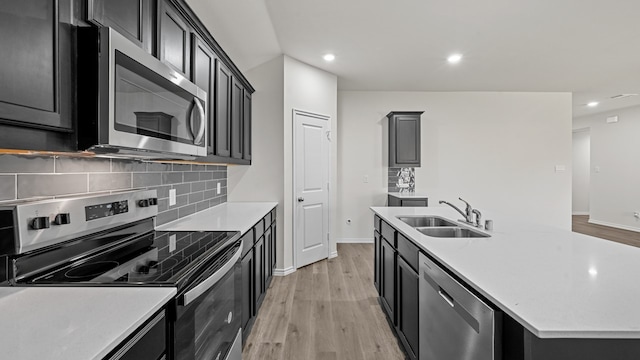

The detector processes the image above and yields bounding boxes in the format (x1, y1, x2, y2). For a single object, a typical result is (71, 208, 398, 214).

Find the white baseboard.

(273, 266, 296, 277)
(572, 211, 590, 216)
(329, 250, 338, 259)
(337, 237, 374, 243)
(588, 219, 640, 233)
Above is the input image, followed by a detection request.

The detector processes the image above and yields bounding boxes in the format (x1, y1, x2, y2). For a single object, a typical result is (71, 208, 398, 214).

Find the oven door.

(173, 240, 242, 360)
(98, 27, 207, 158)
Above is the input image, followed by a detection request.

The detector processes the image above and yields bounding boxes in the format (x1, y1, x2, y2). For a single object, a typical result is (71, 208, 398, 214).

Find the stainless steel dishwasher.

(419, 252, 501, 360)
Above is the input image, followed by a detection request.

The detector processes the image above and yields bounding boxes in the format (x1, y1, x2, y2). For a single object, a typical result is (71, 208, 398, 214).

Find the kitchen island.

(371, 206, 640, 360)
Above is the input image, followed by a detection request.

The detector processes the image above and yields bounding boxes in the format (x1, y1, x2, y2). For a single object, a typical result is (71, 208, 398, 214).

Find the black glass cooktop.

(23, 227, 239, 288)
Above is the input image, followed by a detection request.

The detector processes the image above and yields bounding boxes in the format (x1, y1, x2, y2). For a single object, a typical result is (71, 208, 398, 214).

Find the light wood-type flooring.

(572, 215, 640, 248)
(242, 243, 406, 360)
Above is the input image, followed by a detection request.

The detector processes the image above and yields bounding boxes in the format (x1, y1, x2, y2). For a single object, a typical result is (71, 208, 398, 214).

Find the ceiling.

(186, 0, 640, 117)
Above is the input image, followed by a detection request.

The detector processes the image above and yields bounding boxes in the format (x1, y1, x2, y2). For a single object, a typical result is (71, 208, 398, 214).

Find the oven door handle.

(181, 239, 242, 306)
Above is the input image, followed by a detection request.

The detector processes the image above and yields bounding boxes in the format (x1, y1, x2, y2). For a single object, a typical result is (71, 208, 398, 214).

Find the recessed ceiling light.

(323, 54, 335, 62)
(587, 101, 599, 107)
(447, 53, 463, 64)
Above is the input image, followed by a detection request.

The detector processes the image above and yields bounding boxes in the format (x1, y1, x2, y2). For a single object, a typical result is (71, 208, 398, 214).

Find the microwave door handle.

(181, 239, 243, 306)
(191, 98, 206, 145)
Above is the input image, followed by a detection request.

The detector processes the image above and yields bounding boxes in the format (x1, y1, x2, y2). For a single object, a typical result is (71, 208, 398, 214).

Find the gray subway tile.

(192, 165, 206, 171)
(89, 173, 132, 192)
(56, 157, 110, 173)
(156, 209, 178, 225)
(162, 172, 183, 185)
(178, 204, 196, 218)
(173, 183, 191, 195)
(210, 197, 222, 207)
(147, 162, 172, 171)
(133, 173, 162, 188)
(205, 180, 216, 190)
(0, 155, 54, 173)
(196, 200, 210, 212)
(204, 189, 216, 199)
(191, 181, 206, 192)
(189, 192, 204, 204)
(157, 198, 169, 212)
(184, 172, 199, 182)
(206, 165, 218, 171)
(172, 164, 191, 171)
(174, 194, 189, 208)
(0, 175, 16, 201)
(18, 174, 87, 198)
(112, 160, 147, 172)
(198, 172, 213, 180)
(149, 185, 171, 199)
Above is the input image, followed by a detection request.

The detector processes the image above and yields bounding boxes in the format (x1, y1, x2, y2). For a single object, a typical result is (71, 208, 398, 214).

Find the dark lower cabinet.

(264, 226, 273, 289)
(374, 231, 381, 294)
(0, 0, 74, 150)
(254, 236, 266, 311)
(381, 237, 396, 324)
(105, 309, 167, 360)
(397, 256, 419, 360)
(240, 247, 254, 343)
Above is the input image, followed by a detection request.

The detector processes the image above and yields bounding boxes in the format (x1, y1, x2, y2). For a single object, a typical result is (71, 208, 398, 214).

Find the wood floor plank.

(573, 215, 640, 248)
(242, 244, 405, 360)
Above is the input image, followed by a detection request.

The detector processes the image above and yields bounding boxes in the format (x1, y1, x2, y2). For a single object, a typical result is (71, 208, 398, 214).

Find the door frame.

(292, 108, 332, 270)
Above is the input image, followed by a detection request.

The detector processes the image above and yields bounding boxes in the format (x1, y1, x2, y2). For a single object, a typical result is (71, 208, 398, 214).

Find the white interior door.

(294, 109, 330, 269)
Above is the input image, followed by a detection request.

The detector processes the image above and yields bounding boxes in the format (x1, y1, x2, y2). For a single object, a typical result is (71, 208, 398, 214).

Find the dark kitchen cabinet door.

(270, 223, 277, 274)
(243, 90, 252, 161)
(381, 238, 396, 324)
(374, 231, 381, 295)
(191, 34, 216, 154)
(231, 78, 243, 159)
(388, 111, 423, 167)
(241, 250, 254, 342)
(264, 226, 273, 289)
(87, 0, 153, 54)
(0, 0, 73, 132)
(215, 60, 232, 157)
(397, 256, 419, 360)
(157, 0, 190, 76)
(254, 236, 265, 312)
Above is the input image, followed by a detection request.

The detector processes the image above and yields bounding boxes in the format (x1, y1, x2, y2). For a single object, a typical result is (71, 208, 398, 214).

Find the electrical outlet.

(217, 182, 221, 195)
(634, 212, 640, 219)
(169, 234, 176, 252)
(169, 189, 176, 206)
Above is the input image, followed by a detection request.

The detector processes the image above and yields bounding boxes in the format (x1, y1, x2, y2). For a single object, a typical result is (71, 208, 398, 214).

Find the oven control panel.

(85, 200, 129, 221)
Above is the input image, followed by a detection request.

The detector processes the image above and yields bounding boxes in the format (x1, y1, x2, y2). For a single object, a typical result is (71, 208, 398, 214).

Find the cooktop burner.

(65, 261, 120, 280)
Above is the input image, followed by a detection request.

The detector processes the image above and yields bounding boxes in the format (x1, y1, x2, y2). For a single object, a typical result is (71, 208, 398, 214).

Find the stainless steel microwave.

(78, 27, 207, 160)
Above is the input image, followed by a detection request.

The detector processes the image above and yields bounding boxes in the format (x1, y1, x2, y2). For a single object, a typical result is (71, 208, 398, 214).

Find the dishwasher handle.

(438, 288, 455, 307)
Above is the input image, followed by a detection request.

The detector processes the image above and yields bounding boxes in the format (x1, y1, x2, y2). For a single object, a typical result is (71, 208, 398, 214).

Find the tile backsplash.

(388, 167, 415, 192)
(0, 155, 227, 226)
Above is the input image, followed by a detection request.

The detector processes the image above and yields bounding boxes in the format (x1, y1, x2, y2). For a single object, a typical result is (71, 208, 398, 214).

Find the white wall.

(229, 55, 338, 273)
(573, 106, 640, 231)
(337, 91, 573, 240)
(572, 129, 590, 215)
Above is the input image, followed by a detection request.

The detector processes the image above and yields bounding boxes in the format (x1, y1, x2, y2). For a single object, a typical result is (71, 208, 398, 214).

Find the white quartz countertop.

(0, 286, 175, 360)
(157, 202, 277, 234)
(371, 206, 640, 339)
(388, 192, 429, 198)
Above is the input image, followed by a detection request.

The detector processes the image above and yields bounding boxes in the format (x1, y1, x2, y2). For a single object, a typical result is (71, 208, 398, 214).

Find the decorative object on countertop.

(485, 219, 493, 231)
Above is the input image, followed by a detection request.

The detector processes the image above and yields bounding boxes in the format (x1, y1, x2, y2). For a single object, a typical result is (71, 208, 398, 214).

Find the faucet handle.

(458, 197, 472, 213)
(472, 209, 482, 227)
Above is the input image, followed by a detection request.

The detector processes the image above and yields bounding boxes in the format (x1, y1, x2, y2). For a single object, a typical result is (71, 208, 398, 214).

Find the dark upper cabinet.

(157, 0, 190, 76)
(243, 91, 252, 161)
(231, 79, 243, 159)
(191, 34, 216, 154)
(0, 0, 73, 140)
(388, 111, 424, 167)
(397, 255, 419, 360)
(87, 0, 153, 54)
(215, 60, 232, 157)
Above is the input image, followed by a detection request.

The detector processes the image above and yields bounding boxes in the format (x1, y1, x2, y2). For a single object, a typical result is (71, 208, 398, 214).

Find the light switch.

(169, 189, 176, 206)
(555, 165, 566, 172)
(363, 175, 369, 183)
(217, 182, 221, 195)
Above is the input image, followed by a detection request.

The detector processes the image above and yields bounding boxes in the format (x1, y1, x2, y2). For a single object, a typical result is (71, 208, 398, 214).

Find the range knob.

(148, 197, 158, 206)
(138, 199, 150, 208)
(54, 213, 71, 225)
(30, 217, 50, 230)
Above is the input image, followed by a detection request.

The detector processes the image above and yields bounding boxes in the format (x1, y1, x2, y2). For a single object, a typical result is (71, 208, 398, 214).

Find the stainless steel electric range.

(0, 190, 242, 360)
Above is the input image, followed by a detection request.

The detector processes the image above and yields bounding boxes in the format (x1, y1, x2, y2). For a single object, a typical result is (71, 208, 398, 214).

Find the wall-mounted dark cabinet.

(243, 91, 252, 161)
(388, 111, 424, 167)
(87, 0, 153, 54)
(157, 0, 191, 77)
(191, 33, 217, 155)
(231, 79, 244, 159)
(0, 0, 75, 151)
(214, 60, 232, 158)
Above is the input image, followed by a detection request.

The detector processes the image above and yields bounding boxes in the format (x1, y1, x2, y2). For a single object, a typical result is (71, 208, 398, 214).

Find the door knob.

(297, 197, 304, 202)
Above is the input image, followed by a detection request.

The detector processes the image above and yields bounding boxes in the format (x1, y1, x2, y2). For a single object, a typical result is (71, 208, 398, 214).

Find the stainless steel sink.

(397, 216, 458, 227)
(416, 227, 490, 238)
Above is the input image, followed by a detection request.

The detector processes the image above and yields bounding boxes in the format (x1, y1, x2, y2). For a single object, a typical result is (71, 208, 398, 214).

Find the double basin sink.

(397, 216, 490, 238)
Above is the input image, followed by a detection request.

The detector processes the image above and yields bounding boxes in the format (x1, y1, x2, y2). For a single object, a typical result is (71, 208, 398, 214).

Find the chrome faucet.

(439, 197, 481, 227)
